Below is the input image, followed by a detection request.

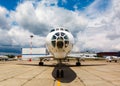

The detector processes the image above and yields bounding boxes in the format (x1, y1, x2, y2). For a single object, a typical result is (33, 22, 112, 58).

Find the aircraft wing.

(66, 54, 84, 59)
(37, 54, 53, 58)
(22, 54, 54, 60)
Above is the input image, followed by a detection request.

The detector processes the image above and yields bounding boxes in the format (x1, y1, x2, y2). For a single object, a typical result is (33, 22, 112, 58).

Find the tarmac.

(0, 60, 120, 86)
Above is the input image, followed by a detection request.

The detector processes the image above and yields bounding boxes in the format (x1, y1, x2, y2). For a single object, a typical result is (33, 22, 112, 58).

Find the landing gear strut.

(76, 59, 81, 66)
(56, 59, 64, 78)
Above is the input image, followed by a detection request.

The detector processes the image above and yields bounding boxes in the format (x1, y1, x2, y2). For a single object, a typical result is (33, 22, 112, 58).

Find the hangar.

(97, 52, 120, 57)
(22, 48, 48, 60)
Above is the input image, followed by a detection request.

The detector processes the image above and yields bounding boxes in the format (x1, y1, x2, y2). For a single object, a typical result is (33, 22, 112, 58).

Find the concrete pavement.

(0, 60, 120, 86)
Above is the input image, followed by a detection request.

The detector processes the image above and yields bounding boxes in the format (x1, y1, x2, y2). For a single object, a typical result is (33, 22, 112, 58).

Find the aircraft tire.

(76, 62, 81, 66)
(56, 69, 64, 78)
(61, 69, 64, 78)
(56, 69, 59, 78)
(39, 62, 43, 66)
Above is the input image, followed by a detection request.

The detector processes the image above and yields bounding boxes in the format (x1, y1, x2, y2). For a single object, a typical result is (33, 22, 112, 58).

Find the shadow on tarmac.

(17, 63, 77, 83)
(52, 64, 77, 83)
(17, 62, 106, 83)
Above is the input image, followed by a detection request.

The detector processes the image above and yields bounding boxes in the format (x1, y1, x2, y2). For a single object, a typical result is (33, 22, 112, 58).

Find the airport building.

(22, 48, 48, 60)
(97, 52, 120, 57)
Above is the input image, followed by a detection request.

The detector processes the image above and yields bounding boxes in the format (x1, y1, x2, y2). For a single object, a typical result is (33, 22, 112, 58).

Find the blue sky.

(57, 0, 95, 11)
(0, 0, 20, 10)
(0, 0, 96, 11)
(0, 0, 110, 12)
(0, 0, 120, 55)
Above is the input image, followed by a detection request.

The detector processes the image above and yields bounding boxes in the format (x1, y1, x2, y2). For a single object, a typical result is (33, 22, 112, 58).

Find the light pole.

(30, 35, 33, 61)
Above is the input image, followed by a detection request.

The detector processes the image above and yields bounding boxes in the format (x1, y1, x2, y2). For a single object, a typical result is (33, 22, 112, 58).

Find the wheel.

(76, 62, 81, 66)
(115, 60, 117, 62)
(39, 62, 43, 66)
(56, 69, 64, 78)
(56, 69, 59, 78)
(61, 69, 64, 78)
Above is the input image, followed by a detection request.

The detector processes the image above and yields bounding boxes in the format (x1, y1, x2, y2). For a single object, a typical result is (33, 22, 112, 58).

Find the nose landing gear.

(56, 59, 64, 78)
(56, 69, 64, 78)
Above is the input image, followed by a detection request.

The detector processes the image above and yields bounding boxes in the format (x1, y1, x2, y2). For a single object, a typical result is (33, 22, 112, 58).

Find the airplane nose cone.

(57, 41, 64, 48)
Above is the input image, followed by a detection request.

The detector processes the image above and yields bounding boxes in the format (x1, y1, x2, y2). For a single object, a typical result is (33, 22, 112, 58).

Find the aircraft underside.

(38, 58, 81, 78)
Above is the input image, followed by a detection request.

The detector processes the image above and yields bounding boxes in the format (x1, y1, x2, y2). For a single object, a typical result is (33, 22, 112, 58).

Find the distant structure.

(22, 48, 47, 60)
(30, 35, 33, 55)
(69, 51, 97, 58)
(0, 55, 8, 61)
(97, 52, 120, 57)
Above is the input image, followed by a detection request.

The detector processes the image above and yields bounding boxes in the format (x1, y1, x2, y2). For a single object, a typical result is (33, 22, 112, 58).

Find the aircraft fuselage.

(46, 28, 74, 59)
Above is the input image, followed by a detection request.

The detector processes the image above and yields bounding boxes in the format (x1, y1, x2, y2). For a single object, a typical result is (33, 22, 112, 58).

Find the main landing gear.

(76, 58, 81, 66)
(39, 59, 44, 66)
(39, 62, 44, 66)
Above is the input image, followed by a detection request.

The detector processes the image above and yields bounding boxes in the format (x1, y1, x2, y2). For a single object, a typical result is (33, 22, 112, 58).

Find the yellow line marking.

(57, 79, 61, 86)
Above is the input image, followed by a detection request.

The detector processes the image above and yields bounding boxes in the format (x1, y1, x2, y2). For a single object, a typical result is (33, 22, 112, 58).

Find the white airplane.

(106, 56, 119, 62)
(38, 27, 81, 77)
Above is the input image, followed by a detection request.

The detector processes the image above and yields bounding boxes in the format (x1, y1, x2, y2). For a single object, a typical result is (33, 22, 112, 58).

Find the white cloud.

(0, 6, 10, 30)
(8, 26, 45, 47)
(0, 29, 12, 45)
(74, 0, 120, 52)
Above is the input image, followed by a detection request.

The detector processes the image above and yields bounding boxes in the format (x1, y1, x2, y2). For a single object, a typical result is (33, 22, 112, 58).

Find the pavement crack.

(21, 67, 49, 86)
(77, 76, 86, 86)
(0, 68, 35, 82)
(53, 79, 56, 86)
(81, 68, 118, 86)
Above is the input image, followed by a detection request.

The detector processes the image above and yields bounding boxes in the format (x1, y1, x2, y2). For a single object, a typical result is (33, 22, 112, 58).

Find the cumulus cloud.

(0, 6, 10, 30)
(74, 0, 120, 52)
(8, 26, 45, 47)
(0, 0, 120, 53)
(0, 29, 12, 46)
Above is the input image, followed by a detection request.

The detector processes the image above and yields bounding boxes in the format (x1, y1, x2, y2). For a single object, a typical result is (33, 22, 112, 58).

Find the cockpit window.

(50, 29, 55, 32)
(64, 35, 68, 39)
(65, 41, 69, 47)
(52, 35, 56, 40)
(57, 37, 63, 40)
(51, 41, 56, 47)
(56, 28, 59, 31)
(65, 29, 69, 32)
(55, 32, 60, 36)
(61, 32, 65, 36)
(60, 28, 63, 30)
